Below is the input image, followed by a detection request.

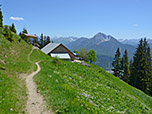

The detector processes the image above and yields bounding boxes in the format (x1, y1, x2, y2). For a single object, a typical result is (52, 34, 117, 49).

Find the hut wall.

(52, 45, 68, 53)
(52, 45, 75, 60)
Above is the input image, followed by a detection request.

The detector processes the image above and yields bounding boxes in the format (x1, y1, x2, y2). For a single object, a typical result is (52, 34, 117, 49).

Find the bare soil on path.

(26, 62, 52, 114)
(25, 48, 53, 114)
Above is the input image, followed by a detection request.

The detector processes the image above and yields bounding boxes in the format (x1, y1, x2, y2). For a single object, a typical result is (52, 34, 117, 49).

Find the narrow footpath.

(26, 62, 51, 114)
(26, 48, 53, 114)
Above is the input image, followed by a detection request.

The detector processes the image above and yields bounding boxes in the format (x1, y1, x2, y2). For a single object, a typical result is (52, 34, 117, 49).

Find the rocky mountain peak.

(93, 32, 107, 39)
(92, 32, 111, 45)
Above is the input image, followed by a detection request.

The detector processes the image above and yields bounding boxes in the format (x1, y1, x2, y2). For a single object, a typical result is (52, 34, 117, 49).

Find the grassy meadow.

(32, 53, 152, 113)
(0, 30, 152, 114)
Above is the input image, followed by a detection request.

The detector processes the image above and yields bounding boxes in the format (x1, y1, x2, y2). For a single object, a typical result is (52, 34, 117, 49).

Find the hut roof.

(23, 33, 37, 38)
(41, 43, 60, 54)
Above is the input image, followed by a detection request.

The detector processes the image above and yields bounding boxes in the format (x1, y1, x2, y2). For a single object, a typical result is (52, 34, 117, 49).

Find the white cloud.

(10, 16, 24, 21)
(133, 24, 139, 27)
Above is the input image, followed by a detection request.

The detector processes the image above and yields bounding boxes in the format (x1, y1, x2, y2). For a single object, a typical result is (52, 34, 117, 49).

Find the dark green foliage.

(120, 50, 131, 82)
(40, 33, 44, 48)
(0, 7, 3, 27)
(2, 25, 13, 42)
(87, 50, 97, 63)
(39, 33, 51, 49)
(44, 36, 50, 47)
(112, 48, 121, 77)
(19, 28, 28, 42)
(73, 50, 78, 53)
(22, 28, 28, 34)
(122, 50, 130, 83)
(130, 38, 152, 96)
(9, 23, 16, 33)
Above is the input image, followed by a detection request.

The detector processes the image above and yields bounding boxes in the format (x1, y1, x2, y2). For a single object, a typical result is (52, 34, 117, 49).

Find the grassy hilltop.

(0, 30, 152, 114)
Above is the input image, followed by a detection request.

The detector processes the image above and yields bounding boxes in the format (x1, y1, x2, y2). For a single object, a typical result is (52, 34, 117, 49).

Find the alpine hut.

(41, 43, 75, 60)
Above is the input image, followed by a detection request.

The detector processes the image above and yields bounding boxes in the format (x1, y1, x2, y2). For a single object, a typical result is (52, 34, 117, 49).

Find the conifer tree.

(0, 6, 3, 27)
(46, 36, 50, 45)
(22, 28, 28, 34)
(40, 33, 44, 48)
(123, 50, 130, 83)
(130, 38, 152, 96)
(112, 48, 121, 77)
(10, 23, 16, 33)
(120, 55, 125, 78)
(19, 28, 28, 42)
(129, 59, 133, 71)
(130, 39, 144, 88)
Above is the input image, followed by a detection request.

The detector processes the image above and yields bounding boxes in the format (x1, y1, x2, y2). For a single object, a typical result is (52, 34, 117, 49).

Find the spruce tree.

(19, 28, 28, 42)
(22, 28, 28, 34)
(123, 50, 130, 83)
(112, 48, 121, 77)
(0, 6, 3, 27)
(143, 38, 152, 95)
(40, 33, 44, 48)
(120, 55, 125, 78)
(130, 39, 144, 88)
(46, 36, 50, 45)
(10, 23, 16, 33)
(130, 38, 152, 96)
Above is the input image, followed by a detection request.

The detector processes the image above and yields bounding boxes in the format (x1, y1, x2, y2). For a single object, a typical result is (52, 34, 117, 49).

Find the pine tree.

(10, 23, 16, 33)
(0, 6, 3, 27)
(112, 48, 121, 77)
(123, 50, 130, 83)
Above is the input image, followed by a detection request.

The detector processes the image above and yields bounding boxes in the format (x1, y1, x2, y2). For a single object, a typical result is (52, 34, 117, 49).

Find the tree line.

(19, 28, 52, 49)
(112, 38, 152, 96)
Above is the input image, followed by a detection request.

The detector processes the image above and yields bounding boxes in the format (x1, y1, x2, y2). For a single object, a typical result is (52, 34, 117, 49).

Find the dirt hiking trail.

(26, 62, 52, 114)
(25, 48, 53, 114)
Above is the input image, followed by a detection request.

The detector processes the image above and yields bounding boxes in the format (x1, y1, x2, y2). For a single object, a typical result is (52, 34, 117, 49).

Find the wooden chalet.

(41, 43, 75, 60)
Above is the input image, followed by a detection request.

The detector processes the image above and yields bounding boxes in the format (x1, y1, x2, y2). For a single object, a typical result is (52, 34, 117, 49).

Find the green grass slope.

(31, 50, 152, 113)
(0, 31, 35, 114)
(0, 29, 152, 114)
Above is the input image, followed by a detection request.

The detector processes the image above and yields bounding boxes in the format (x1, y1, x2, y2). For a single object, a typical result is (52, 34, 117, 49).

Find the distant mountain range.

(119, 38, 152, 47)
(52, 32, 138, 69)
(52, 37, 78, 44)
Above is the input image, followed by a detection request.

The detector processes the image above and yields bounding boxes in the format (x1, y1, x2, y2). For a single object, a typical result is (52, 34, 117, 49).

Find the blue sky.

(1, 0, 152, 39)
